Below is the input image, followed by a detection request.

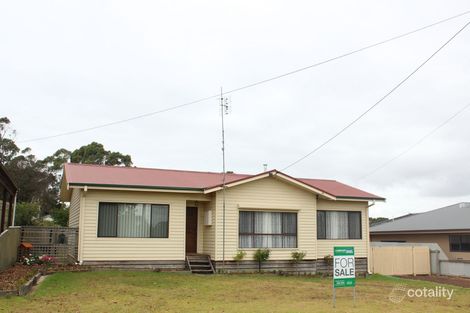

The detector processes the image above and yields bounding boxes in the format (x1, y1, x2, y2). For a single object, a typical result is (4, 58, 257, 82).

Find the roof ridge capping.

(64, 163, 250, 176)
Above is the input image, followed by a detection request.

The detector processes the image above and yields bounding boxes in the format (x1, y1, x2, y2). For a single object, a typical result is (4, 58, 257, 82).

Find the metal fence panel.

(19, 226, 78, 264)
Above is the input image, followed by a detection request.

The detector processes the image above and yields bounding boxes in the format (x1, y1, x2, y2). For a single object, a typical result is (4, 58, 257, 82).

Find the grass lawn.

(0, 271, 469, 313)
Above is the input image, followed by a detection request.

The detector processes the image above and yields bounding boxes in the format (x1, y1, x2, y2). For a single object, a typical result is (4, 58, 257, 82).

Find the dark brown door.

(185, 207, 198, 254)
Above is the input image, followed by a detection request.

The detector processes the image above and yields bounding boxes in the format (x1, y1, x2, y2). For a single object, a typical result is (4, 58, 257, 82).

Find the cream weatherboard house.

(60, 163, 384, 273)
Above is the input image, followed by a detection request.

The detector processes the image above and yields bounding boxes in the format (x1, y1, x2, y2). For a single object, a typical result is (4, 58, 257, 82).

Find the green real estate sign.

(333, 246, 355, 288)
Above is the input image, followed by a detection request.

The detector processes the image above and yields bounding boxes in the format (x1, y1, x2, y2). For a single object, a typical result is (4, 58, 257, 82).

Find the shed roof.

(370, 202, 470, 233)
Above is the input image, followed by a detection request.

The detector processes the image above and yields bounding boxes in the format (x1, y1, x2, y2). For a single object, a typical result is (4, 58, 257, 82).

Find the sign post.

(333, 246, 356, 307)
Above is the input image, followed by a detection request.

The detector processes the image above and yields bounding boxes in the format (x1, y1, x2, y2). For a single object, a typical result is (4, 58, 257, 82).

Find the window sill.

(238, 248, 299, 250)
(317, 238, 362, 240)
(96, 237, 170, 239)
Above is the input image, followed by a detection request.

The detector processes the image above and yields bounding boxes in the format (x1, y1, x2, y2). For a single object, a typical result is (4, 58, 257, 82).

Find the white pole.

(11, 192, 17, 227)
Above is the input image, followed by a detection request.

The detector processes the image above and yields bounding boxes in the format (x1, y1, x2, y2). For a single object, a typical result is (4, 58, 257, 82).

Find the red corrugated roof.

(298, 178, 383, 200)
(63, 163, 384, 200)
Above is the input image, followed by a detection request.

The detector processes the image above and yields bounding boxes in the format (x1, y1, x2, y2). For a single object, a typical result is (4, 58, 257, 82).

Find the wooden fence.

(370, 246, 430, 275)
(19, 226, 79, 264)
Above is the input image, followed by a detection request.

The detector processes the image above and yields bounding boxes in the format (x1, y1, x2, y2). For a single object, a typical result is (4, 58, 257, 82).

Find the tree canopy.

(0, 117, 133, 226)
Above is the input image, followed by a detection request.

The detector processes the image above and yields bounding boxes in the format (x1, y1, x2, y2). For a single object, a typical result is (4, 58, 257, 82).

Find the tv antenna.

(220, 87, 230, 270)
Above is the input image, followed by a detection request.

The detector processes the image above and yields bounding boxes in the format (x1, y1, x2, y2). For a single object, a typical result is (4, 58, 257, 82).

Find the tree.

(369, 217, 389, 226)
(69, 142, 132, 166)
(51, 207, 69, 227)
(6, 152, 58, 214)
(14, 202, 41, 226)
(0, 117, 20, 164)
(41, 148, 71, 172)
(1, 117, 133, 223)
(253, 248, 270, 272)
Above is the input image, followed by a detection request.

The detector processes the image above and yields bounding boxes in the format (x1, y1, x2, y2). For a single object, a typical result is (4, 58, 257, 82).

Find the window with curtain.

(317, 210, 361, 239)
(239, 211, 297, 248)
(97, 202, 169, 238)
(449, 235, 470, 252)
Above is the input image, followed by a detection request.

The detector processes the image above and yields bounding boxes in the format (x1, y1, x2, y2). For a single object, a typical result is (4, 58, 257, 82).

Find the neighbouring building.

(0, 163, 19, 270)
(370, 202, 470, 261)
(0, 164, 17, 234)
(60, 163, 384, 273)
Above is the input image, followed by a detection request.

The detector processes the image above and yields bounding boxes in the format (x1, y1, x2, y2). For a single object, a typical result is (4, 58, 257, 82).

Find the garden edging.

(0, 272, 41, 297)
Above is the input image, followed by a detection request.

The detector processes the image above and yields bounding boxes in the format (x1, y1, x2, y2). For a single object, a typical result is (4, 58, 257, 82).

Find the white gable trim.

(204, 171, 336, 200)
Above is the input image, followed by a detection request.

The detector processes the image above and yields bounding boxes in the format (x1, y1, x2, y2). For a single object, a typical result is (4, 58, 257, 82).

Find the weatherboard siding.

(316, 200, 369, 258)
(202, 195, 216, 257)
(213, 176, 318, 261)
(78, 189, 209, 261)
(73, 179, 371, 264)
(68, 188, 81, 228)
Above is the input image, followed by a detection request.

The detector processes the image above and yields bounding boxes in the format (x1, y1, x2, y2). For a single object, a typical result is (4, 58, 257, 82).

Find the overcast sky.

(1, 1, 470, 218)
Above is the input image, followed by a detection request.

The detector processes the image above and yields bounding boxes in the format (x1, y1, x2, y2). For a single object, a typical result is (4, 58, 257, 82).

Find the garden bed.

(0, 265, 39, 293)
(0, 264, 90, 296)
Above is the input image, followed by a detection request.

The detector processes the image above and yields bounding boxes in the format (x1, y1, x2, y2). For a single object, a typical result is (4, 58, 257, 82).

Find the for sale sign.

(333, 246, 355, 288)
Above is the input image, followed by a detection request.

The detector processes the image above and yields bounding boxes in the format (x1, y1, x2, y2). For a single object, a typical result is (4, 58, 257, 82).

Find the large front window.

(317, 210, 361, 239)
(239, 211, 297, 248)
(97, 202, 169, 238)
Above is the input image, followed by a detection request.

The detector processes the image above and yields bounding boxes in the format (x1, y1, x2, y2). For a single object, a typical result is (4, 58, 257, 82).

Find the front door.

(185, 207, 198, 254)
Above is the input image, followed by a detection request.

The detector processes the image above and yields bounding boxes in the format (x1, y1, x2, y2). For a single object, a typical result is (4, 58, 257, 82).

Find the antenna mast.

(220, 87, 229, 270)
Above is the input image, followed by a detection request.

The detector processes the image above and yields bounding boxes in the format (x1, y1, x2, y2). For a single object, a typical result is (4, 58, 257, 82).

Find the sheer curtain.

(117, 204, 151, 237)
(326, 211, 348, 239)
(239, 211, 297, 248)
(282, 213, 297, 248)
(98, 202, 169, 238)
(151, 205, 169, 238)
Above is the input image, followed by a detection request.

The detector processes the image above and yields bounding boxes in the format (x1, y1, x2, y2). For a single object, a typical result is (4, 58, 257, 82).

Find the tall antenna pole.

(220, 87, 227, 271)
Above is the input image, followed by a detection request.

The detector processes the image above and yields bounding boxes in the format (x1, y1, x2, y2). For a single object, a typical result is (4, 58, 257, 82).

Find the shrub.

(20, 254, 56, 267)
(323, 254, 333, 266)
(253, 248, 270, 272)
(14, 202, 40, 226)
(38, 255, 56, 266)
(233, 250, 246, 262)
(20, 254, 39, 266)
(291, 251, 306, 263)
(51, 207, 70, 227)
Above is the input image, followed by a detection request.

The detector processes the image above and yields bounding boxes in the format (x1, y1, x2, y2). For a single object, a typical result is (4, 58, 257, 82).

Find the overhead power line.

(356, 102, 470, 182)
(281, 20, 470, 171)
(18, 10, 470, 143)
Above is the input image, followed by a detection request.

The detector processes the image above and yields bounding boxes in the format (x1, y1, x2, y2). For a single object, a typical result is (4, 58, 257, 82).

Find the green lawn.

(0, 271, 469, 312)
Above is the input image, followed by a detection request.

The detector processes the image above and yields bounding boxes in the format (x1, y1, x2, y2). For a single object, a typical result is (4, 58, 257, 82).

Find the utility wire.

(223, 10, 470, 95)
(281, 20, 470, 171)
(19, 10, 470, 143)
(356, 102, 470, 182)
(18, 94, 220, 143)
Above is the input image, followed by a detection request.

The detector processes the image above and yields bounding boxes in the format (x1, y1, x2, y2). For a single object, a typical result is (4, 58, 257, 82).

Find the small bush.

(323, 254, 333, 266)
(291, 251, 306, 263)
(253, 249, 270, 272)
(233, 250, 246, 262)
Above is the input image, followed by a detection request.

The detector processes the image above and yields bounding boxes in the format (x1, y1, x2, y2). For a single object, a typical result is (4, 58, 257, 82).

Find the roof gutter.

(336, 196, 386, 202)
(370, 229, 470, 235)
(69, 183, 204, 193)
